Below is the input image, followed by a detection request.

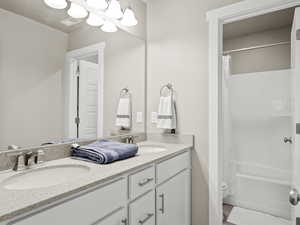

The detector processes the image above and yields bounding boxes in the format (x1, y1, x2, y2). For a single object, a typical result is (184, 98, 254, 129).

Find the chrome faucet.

(24, 151, 39, 166)
(127, 136, 134, 144)
(121, 135, 135, 144)
(13, 153, 25, 171)
(10, 150, 45, 171)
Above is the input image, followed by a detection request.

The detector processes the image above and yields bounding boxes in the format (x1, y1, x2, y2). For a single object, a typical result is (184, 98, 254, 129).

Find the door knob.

(284, 137, 293, 144)
(290, 188, 300, 206)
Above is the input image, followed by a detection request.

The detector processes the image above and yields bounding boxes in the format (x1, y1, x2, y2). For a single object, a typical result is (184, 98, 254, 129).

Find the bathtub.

(224, 161, 291, 219)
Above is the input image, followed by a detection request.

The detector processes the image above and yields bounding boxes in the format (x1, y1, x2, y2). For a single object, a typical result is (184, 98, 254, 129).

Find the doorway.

(222, 8, 294, 225)
(207, 1, 300, 225)
(64, 43, 105, 140)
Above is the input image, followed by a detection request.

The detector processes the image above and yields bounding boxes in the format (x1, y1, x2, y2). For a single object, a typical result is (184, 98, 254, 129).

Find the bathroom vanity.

(0, 140, 192, 225)
(0, 2, 192, 225)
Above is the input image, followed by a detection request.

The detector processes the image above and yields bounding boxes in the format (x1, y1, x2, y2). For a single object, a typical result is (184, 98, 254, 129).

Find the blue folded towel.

(71, 139, 138, 164)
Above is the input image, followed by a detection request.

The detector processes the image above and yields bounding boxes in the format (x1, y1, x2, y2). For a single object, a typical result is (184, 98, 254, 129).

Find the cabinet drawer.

(129, 166, 155, 199)
(129, 191, 155, 225)
(11, 178, 127, 225)
(157, 151, 190, 184)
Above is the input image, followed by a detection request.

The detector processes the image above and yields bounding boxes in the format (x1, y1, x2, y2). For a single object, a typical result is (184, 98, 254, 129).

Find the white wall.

(146, 0, 241, 224)
(224, 27, 291, 74)
(68, 26, 145, 136)
(0, 8, 68, 150)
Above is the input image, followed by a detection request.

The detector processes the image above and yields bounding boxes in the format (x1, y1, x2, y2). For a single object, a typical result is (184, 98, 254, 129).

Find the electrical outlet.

(151, 112, 158, 124)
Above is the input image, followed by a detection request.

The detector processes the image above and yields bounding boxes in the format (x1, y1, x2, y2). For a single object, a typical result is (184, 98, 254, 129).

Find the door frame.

(64, 42, 106, 139)
(206, 1, 300, 225)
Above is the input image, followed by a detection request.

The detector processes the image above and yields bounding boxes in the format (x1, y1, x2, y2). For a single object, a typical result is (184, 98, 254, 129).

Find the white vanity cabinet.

(1, 150, 191, 225)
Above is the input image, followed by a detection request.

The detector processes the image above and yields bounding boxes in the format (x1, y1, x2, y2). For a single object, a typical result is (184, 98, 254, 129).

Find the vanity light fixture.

(43, 0, 138, 32)
(101, 21, 118, 32)
(121, 7, 137, 27)
(86, 13, 105, 26)
(86, 0, 108, 10)
(105, 0, 123, 19)
(68, 2, 88, 19)
(44, 0, 67, 9)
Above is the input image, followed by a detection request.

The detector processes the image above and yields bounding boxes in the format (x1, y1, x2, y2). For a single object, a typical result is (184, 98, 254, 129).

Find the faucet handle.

(24, 150, 45, 166)
(24, 151, 35, 166)
(36, 150, 45, 164)
(12, 153, 26, 171)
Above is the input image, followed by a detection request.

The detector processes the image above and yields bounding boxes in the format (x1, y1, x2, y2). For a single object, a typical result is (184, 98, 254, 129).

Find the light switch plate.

(151, 112, 158, 124)
(136, 112, 143, 123)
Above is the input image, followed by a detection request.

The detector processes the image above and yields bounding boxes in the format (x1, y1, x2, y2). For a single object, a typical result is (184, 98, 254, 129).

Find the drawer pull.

(138, 213, 154, 225)
(159, 193, 165, 214)
(138, 178, 153, 186)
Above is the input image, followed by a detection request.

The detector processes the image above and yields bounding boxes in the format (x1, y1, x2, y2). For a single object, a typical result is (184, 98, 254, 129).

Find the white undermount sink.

(1, 164, 90, 190)
(137, 143, 167, 154)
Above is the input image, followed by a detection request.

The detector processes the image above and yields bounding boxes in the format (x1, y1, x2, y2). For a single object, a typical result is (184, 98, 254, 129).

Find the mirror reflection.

(0, 1, 146, 151)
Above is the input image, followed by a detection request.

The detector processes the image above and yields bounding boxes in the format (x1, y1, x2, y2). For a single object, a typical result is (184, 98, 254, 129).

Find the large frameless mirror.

(0, 0, 146, 151)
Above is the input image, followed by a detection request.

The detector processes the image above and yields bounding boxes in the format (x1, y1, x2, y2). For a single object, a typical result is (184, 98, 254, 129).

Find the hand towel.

(116, 97, 132, 129)
(157, 95, 177, 129)
(72, 140, 138, 164)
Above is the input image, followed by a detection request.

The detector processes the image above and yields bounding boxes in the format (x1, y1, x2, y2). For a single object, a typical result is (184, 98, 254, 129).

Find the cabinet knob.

(138, 178, 154, 186)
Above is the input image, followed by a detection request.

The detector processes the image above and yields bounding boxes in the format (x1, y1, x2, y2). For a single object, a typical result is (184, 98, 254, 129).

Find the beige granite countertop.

(0, 141, 192, 222)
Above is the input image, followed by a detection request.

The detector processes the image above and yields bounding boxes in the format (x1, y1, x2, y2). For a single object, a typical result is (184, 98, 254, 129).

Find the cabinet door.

(156, 169, 190, 225)
(9, 179, 126, 225)
(95, 208, 127, 225)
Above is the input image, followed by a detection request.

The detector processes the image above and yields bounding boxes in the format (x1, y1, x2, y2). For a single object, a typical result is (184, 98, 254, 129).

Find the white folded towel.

(157, 95, 177, 129)
(115, 97, 132, 129)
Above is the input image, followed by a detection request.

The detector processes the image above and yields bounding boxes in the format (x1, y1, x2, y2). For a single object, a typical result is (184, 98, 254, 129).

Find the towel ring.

(120, 88, 130, 98)
(160, 83, 173, 97)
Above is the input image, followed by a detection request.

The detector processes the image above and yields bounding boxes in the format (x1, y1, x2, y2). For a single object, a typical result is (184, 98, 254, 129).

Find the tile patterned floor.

(223, 204, 236, 225)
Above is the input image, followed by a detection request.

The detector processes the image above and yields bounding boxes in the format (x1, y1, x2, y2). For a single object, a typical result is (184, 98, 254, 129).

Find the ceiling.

(0, 0, 85, 33)
(224, 7, 295, 39)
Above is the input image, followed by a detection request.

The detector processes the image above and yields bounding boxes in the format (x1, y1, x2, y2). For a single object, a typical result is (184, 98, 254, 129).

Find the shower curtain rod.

(223, 41, 291, 55)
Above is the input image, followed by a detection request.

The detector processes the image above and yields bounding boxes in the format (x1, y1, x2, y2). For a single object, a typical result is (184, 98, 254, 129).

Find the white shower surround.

(223, 69, 292, 219)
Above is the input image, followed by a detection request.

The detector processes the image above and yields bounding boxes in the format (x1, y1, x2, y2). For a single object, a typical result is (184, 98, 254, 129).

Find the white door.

(290, 7, 300, 225)
(156, 170, 190, 225)
(78, 60, 99, 139)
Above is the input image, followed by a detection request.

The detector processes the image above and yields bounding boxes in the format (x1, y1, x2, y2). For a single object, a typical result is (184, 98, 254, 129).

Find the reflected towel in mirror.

(116, 98, 132, 129)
